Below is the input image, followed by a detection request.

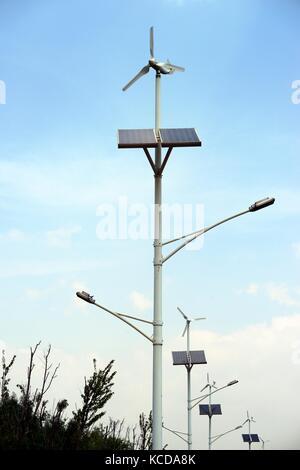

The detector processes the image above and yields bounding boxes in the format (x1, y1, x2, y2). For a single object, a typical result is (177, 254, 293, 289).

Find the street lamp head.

(76, 291, 96, 304)
(249, 197, 275, 212)
(227, 379, 239, 387)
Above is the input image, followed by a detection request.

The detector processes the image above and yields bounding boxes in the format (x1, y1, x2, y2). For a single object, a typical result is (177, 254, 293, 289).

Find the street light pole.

(191, 377, 239, 450)
(186, 320, 192, 450)
(208, 381, 212, 450)
(152, 70, 163, 450)
(248, 414, 251, 451)
(172, 307, 206, 450)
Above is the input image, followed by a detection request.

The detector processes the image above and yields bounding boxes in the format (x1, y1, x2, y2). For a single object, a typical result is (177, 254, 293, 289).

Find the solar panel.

(159, 128, 201, 147)
(242, 434, 260, 443)
(118, 129, 157, 148)
(199, 404, 222, 416)
(118, 128, 202, 149)
(172, 350, 206, 366)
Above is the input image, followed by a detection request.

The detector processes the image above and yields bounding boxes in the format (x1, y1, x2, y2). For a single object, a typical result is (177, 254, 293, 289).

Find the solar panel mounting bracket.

(158, 146, 173, 176)
(143, 148, 157, 174)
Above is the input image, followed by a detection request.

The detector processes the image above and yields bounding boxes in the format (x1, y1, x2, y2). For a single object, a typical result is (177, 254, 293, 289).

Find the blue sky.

(0, 0, 300, 449)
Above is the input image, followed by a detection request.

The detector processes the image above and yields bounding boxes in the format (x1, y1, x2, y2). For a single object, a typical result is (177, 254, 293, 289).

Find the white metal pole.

(248, 417, 251, 451)
(152, 71, 163, 450)
(187, 321, 192, 450)
(208, 384, 212, 450)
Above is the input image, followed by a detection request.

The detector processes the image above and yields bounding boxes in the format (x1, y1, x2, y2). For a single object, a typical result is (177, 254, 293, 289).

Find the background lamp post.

(191, 374, 239, 450)
(171, 307, 206, 450)
(241, 411, 259, 450)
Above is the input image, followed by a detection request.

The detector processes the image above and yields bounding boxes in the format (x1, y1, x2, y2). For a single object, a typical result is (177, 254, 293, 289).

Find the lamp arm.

(162, 209, 249, 264)
(190, 384, 228, 410)
(162, 424, 189, 444)
(94, 301, 154, 343)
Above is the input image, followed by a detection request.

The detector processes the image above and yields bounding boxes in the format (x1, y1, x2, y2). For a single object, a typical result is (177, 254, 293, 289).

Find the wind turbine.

(177, 307, 206, 450)
(192, 374, 239, 450)
(122, 28, 185, 450)
(177, 307, 206, 354)
(242, 411, 257, 450)
(122, 27, 184, 92)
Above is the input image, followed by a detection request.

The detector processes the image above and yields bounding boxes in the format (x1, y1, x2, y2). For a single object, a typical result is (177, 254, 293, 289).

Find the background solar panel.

(190, 351, 207, 364)
(199, 404, 222, 416)
(172, 351, 189, 365)
(118, 129, 157, 148)
(172, 350, 206, 365)
(242, 434, 260, 443)
(160, 128, 201, 147)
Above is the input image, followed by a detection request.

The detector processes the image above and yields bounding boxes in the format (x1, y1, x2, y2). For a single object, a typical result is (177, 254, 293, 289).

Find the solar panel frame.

(199, 404, 222, 416)
(159, 128, 201, 147)
(118, 129, 157, 148)
(172, 350, 207, 366)
(242, 434, 260, 443)
(117, 128, 202, 149)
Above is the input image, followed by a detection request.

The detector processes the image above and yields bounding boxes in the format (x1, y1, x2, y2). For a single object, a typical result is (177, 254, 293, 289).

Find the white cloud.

(266, 283, 300, 307)
(292, 242, 300, 257)
(25, 288, 43, 300)
(46, 226, 81, 248)
(244, 283, 259, 295)
(130, 291, 152, 311)
(0, 229, 26, 242)
(240, 282, 300, 307)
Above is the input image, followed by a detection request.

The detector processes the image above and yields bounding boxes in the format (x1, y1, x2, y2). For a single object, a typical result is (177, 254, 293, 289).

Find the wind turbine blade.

(200, 383, 209, 392)
(177, 307, 188, 321)
(150, 26, 154, 58)
(193, 317, 206, 321)
(166, 62, 185, 72)
(122, 65, 150, 91)
(181, 324, 187, 337)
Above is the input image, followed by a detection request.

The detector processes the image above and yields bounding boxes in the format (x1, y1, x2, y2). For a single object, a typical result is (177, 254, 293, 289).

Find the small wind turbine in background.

(122, 27, 184, 91)
(241, 411, 259, 450)
(177, 307, 206, 350)
(196, 374, 239, 450)
(177, 307, 206, 450)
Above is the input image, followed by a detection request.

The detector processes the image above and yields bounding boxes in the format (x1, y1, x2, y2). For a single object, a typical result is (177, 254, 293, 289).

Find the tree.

(0, 343, 151, 450)
(66, 359, 117, 449)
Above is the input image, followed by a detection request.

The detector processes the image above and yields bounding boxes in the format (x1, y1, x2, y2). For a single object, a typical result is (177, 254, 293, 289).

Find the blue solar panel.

(159, 128, 201, 147)
(118, 128, 202, 149)
(242, 434, 259, 443)
(118, 129, 157, 148)
(199, 404, 222, 416)
(172, 350, 206, 365)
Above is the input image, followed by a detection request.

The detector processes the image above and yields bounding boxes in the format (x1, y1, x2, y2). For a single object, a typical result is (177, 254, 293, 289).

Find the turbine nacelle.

(177, 307, 206, 336)
(149, 59, 171, 75)
(122, 27, 184, 92)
